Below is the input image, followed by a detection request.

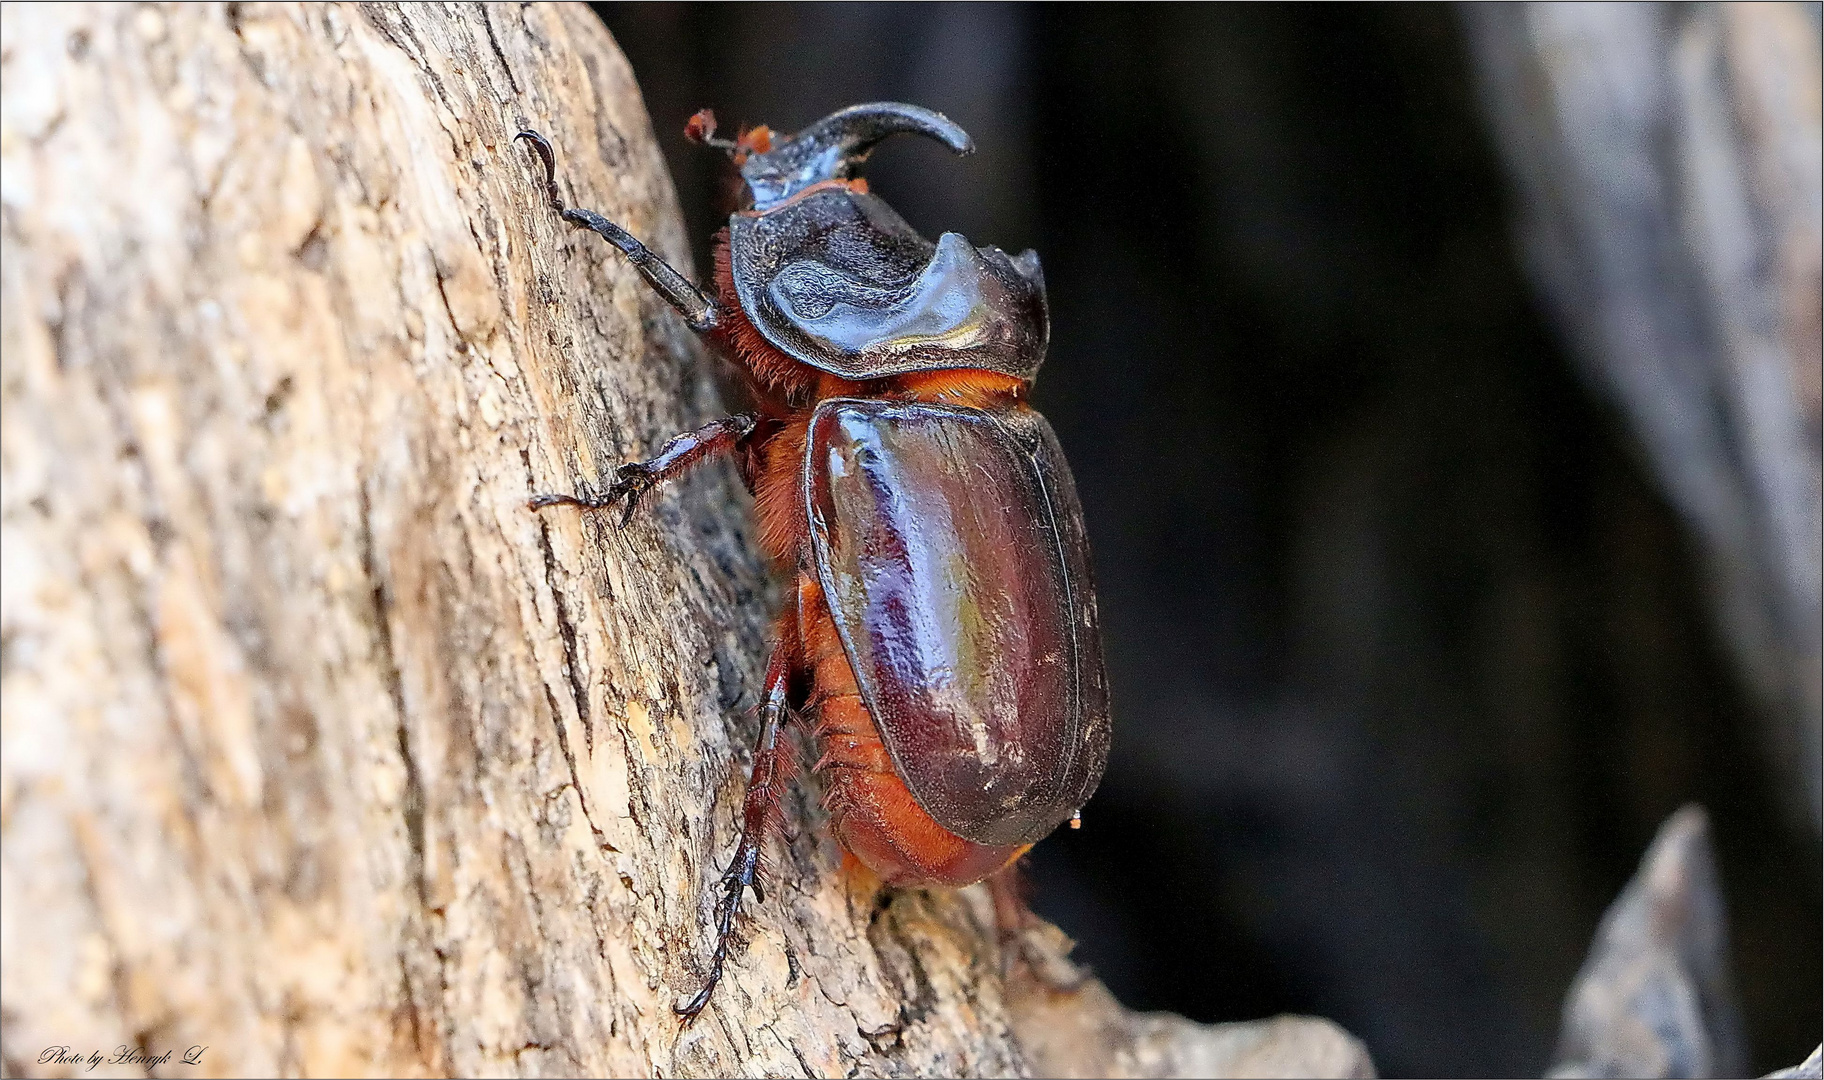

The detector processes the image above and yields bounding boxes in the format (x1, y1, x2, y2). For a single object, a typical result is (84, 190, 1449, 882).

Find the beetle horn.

(741, 102, 974, 207)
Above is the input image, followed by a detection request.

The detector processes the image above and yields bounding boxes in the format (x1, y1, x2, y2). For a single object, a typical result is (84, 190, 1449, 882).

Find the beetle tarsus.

(515, 128, 724, 333)
(675, 837, 763, 1024)
(674, 730, 783, 1024)
(677, 618, 800, 1025)
(526, 462, 656, 526)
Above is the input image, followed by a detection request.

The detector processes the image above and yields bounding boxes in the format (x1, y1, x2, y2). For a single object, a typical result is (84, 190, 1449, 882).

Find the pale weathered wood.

(1547, 807, 1744, 1079)
(0, 4, 1373, 1078)
(1465, 2, 1823, 830)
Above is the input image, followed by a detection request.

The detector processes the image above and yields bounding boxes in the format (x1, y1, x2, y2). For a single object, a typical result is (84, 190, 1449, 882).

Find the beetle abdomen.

(799, 574, 1025, 886)
(805, 399, 1111, 847)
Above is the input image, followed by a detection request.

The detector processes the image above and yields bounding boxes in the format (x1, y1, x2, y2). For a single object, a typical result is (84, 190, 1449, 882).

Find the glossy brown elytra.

(517, 102, 1110, 1022)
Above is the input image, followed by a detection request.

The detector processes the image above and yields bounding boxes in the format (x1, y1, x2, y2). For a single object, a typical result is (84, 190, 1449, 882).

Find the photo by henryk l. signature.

(37, 1045, 207, 1071)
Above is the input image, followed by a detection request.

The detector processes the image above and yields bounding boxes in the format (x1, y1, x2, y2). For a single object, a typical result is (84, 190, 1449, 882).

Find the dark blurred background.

(591, 5, 1821, 1076)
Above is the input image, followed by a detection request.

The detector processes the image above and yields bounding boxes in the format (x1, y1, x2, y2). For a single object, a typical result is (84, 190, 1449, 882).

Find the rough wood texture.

(0, 5, 1373, 1077)
(1465, 3, 1823, 829)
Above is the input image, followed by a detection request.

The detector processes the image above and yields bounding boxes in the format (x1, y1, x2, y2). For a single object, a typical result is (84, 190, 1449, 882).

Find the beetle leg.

(987, 860, 1033, 969)
(676, 609, 800, 1023)
(529, 412, 757, 526)
(515, 129, 726, 333)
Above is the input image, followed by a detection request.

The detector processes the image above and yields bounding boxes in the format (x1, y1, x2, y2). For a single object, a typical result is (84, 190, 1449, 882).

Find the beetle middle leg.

(529, 412, 757, 526)
(675, 603, 801, 1023)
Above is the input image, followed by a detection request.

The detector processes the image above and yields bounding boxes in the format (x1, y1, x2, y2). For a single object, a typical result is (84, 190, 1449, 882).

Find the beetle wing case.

(805, 399, 1110, 846)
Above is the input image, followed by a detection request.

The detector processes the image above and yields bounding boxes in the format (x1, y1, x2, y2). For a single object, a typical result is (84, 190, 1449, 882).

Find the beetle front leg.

(516, 130, 725, 333)
(530, 412, 757, 526)
(676, 609, 800, 1024)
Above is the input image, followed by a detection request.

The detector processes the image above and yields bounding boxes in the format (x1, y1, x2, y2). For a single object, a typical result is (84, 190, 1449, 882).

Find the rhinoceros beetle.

(517, 102, 1110, 1022)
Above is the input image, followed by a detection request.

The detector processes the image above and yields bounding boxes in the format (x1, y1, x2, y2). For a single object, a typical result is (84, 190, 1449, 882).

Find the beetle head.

(724, 103, 1050, 384)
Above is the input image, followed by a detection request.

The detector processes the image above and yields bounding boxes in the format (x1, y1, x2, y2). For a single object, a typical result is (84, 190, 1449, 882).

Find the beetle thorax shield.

(726, 103, 1050, 381)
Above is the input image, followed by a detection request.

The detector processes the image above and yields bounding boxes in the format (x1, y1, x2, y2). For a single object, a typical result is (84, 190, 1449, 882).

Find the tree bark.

(0, 5, 1372, 1077)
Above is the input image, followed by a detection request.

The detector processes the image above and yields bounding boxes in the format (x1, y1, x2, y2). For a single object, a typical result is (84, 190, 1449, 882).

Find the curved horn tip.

(816, 101, 974, 156)
(940, 115, 977, 156)
(869, 101, 974, 155)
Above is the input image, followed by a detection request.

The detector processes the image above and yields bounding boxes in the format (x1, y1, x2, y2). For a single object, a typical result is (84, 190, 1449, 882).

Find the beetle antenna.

(515, 129, 725, 333)
(683, 108, 740, 156)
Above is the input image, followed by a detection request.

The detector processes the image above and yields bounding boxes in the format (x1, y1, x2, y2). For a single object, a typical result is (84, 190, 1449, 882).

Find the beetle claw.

(608, 463, 658, 526)
(675, 983, 715, 1023)
(513, 129, 564, 213)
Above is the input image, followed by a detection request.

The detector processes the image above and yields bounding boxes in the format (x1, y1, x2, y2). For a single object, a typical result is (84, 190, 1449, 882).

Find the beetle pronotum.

(518, 102, 1110, 1022)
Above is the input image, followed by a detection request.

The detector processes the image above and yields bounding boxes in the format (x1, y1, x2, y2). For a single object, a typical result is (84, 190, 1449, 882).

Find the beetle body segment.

(805, 399, 1109, 847)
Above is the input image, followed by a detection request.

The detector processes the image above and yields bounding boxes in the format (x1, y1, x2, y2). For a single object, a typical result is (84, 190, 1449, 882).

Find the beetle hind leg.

(515, 129, 725, 333)
(988, 862, 1092, 994)
(676, 610, 801, 1024)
